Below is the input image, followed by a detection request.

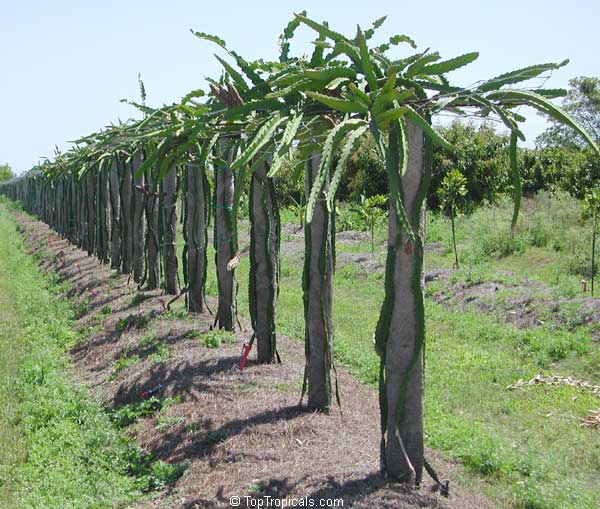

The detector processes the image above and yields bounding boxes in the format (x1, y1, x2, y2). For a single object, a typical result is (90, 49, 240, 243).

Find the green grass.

(426, 191, 595, 293)
(0, 204, 141, 508)
(4, 191, 598, 508)
(268, 193, 600, 508)
(109, 396, 180, 429)
(0, 202, 185, 508)
(196, 328, 237, 348)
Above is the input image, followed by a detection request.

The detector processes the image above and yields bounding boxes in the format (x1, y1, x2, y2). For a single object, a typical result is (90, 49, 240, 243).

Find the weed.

(204, 429, 228, 445)
(108, 355, 141, 380)
(149, 342, 171, 364)
(199, 329, 236, 348)
(72, 297, 91, 319)
(123, 444, 188, 492)
(109, 396, 179, 429)
(160, 308, 189, 320)
(155, 415, 185, 431)
(184, 422, 200, 433)
(117, 313, 150, 331)
(185, 329, 202, 340)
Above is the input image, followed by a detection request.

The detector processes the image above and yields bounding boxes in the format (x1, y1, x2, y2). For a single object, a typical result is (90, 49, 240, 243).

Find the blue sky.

(1, 0, 598, 174)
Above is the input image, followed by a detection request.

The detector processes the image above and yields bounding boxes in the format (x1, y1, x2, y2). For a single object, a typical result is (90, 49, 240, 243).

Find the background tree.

(0, 164, 15, 182)
(351, 194, 387, 254)
(430, 121, 508, 211)
(438, 169, 468, 268)
(537, 76, 600, 148)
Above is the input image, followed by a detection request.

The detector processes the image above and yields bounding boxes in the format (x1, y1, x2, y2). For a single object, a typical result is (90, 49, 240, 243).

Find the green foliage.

(438, 169, 468, 216)
(340, 133, 387, 200)
(583, 188, 600, 294)
(109, 396, 179, 429)
(117, 313, 150, 330)
(0, 164, 15, 183)
(0, 207, 141, 508)
(335, 203, 363, 231)
(272, 151, 304, 206)
(72, 297, 91, 319)
(108, 354, 141, 380)
(351, 194, 388, 253)
(537, 76, 600, 148)
(583, 187, 600, 217)
(429, 121, 509, 211)
(197, 328, 237, 348)
(123, 444, 187, 492)
(287, 195, 306, 229)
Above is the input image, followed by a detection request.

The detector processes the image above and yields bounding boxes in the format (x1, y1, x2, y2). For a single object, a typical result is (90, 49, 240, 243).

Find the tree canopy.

(0, 164, 14, 182)
(537, 76, 600, 148)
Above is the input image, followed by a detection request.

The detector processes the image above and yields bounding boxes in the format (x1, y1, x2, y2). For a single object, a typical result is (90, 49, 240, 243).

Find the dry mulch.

(12, 212, 492, 509)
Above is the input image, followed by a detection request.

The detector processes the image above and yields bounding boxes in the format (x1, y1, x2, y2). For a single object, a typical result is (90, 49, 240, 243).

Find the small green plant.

(185, 329, 202, 340)
(99, 305, 113, 315)
(149, 342, 171, 364)
(155, 414, 185, 431)
(438, 169, 468, 268)
(184, 422, 200, 433)
(335, 204, 361, 231)
(199, 329, 237, 348)
(72, 298, 91, 319)
(117, 314, 150, 331)
(289, 195, 306, 230)
(138, 330, 157, 346)
(109, 396, 179, 428)
(204, 429, 228, 445)
(160, 308, 189, 320)
(109, 354, 141, 380)
(351, 194, 388, 253)
(123, 444, 188, 492)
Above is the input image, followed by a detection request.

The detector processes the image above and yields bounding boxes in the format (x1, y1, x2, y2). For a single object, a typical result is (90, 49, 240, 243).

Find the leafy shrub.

(479, 230, 526, 258)
(335, 205, 362, 231)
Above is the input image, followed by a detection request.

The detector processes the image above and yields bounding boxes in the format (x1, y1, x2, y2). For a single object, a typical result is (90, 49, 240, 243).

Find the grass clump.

(123, 444, 188, 492)
(108, 354, 141, 380)
(109, 396, 181, 429)
(198, 329, 237, 348)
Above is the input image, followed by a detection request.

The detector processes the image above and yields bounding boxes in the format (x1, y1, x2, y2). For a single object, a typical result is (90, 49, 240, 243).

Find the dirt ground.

(13, 211, 493, 509)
